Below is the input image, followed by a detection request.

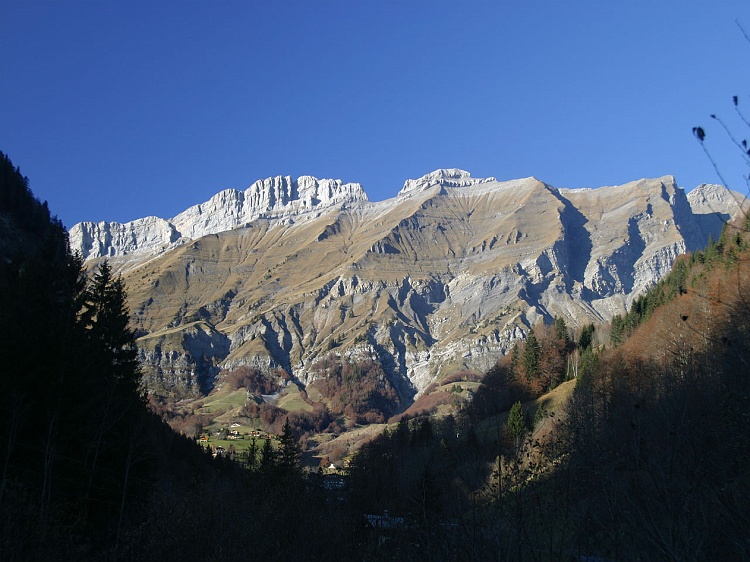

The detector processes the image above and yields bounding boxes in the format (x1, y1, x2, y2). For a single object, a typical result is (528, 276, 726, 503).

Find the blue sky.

(1, 1, 748, 228)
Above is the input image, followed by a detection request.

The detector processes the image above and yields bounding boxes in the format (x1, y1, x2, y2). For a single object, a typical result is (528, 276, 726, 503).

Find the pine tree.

(277, 418, 301, 476)
(610, 315, 625, 347)
(80, 260, 142, 397)
(554, 316, 569, 344)
(523, 329, 540, 380)
(75, 261, 145, 519)
(259, 437, 276, 475)
(578, 347, 598, 381)
(246, 437, 259, 472)
(579, 323, 595, 351)
(510, 343, 520, 373)
(506, 401, 527, 450)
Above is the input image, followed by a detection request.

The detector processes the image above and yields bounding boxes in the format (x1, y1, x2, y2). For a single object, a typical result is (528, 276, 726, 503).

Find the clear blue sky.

(1, 1, 748, 228)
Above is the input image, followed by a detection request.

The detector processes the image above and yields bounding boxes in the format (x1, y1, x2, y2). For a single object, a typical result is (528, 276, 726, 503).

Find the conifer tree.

(277, 418, 301, 475)
(259, 437, 276, 475)
(523, 329, 540, 380)
(506, 401, 527, 450)
(510, 343, 520, 373)
(246, 437, 259, 472)
(80, 260, 142, 397)
(554, 316, 569, 344)
(579, 323, 595, 351)
(610, 315, 625, 347)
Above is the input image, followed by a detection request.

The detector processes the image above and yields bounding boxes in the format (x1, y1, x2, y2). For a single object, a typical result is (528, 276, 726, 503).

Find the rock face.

(687, 183, 749, 243)
(398, 168, 495, 196)
(69, 216, 180, 260)
(71, 170, 746, 400)
(69, 175, 368, 260)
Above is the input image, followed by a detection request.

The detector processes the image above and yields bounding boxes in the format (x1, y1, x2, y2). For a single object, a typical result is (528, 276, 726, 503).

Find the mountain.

(69, 170, 746, 400)
(687, 181, 749, 242)
(69, 175, 368, 260)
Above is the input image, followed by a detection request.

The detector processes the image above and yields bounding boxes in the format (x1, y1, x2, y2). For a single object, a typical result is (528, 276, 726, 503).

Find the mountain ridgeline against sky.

(70, 175, 369, 259)
(69, 169, 747, 399)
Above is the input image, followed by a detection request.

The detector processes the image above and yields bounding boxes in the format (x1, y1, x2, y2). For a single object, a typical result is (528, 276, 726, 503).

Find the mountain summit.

(397, 168, 496, 196)
(69, 171, 746, 399)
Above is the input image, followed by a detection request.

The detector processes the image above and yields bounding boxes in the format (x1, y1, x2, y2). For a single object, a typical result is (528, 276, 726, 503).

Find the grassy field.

(192, 381, 316, 456)
(197, 386, 248, 414)
(201, 433, 273, 456)
(277, 383, 313, 412)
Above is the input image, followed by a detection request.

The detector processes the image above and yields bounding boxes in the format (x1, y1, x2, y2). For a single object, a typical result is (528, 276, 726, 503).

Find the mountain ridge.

(70, 174, 369, 260)
(70, 169, 744, 265)
(68, 170, 747, 399)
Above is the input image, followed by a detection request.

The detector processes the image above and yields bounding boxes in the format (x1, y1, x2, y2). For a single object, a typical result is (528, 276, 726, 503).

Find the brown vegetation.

(553, 219, 750, 559)
(308, 358, 401, 424)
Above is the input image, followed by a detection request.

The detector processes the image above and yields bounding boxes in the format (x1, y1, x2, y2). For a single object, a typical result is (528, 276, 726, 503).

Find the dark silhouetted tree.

(259, 437, 276, 475)
(80, 260, 142, 396)
(277, 418, 301, 476)
(579, 323, 595, 351)
(522, 328, 540, 380)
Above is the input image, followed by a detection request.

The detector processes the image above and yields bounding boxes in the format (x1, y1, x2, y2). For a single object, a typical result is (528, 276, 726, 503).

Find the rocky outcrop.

(136, 322, 231, 396)
(75, 169, 747, 399)
(69, 216, 180, 260)
(398, 168, 495, 197)
(70, 175, 368, 260)
(687, 183, 748, 243)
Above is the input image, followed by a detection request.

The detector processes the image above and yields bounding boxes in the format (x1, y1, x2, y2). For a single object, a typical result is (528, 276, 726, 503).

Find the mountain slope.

(70, 170, 746, 399)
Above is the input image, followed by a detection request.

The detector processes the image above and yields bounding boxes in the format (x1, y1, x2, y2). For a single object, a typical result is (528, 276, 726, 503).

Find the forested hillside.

(0, 151, 197, 557)
(346, 211, 750, 559)
(560, 217, 750, 558)
(0, 153, 351, 560)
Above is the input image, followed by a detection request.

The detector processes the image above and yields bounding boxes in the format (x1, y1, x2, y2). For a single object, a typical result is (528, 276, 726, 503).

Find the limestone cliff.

(71, 170, 747, 399)
(70, 175, 368, 260)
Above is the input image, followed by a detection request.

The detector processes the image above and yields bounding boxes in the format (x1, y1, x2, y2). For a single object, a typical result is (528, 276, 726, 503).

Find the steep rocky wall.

(70, 175, 368, 260)
(73, 170, 746, 398)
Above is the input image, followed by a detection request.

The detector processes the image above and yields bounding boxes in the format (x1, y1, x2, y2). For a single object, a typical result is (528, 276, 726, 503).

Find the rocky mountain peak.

(686, 183, 748, 243)
(298, 176, 369, 209)
(69, 174, 369, 260)
(398, 168, 496, 197)
(687, 183, 744, 212)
